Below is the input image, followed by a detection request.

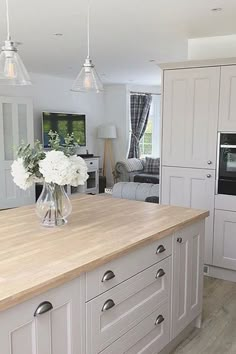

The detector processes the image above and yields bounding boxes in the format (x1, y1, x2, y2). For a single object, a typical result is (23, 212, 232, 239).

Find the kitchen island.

(0, 194, 208, 354)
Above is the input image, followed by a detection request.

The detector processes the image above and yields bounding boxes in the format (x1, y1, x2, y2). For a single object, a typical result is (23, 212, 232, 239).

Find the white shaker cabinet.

(219, 65, 236, 131)
(162, 67, 220, 169)
(0, 279, 84, 354)
(161, 166, 215, 265)
(213, 209, 236, 271)
(171, 221, 204, 339)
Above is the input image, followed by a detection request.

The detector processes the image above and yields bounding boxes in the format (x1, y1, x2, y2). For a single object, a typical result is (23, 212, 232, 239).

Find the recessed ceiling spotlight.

(149, 59, 155, 62)
(54, 33, 63, 36)
(211, 7, 223, 12)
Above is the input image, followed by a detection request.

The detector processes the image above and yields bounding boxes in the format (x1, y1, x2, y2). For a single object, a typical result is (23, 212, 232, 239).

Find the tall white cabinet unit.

(0, 96, 35, 209)
(161, 66, 219, 265)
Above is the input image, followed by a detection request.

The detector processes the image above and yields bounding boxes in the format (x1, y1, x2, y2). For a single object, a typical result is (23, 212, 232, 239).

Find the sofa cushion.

(112, 182, 159, 202)
(133, 174, 159, 184)
(144, 157, 160, 174)
(117, 158, 144, 173)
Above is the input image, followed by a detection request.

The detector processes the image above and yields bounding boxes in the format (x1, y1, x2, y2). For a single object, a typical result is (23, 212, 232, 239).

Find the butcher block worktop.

(0, 194, 208, 311)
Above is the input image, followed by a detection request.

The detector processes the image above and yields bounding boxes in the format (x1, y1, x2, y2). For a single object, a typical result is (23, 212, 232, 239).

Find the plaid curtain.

(128, 94, 152, 158)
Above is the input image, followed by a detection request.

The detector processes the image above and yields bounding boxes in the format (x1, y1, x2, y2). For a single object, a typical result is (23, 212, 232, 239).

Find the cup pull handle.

(101, 270, 115, 282)
(156, 268, 166, 278)
(156, 245, 166, 254)
(34, 301, 53, 317)
(102, 299, 115, 312)
(155, 314, 165, 326)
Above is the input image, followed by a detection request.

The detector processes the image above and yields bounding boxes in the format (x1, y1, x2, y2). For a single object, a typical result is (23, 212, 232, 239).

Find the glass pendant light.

(0, 0, 31, 85)
(71, 1, 103, 93)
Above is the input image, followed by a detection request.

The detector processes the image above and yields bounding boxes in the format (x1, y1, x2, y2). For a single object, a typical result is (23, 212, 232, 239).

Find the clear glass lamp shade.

(0, 50, 32, 85)
(71, 59, 103, 93)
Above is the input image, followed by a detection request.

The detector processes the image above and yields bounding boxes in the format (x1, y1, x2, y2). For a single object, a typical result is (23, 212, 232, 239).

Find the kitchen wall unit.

(219, 65, 236, 131)
(160, 58, 236, 273)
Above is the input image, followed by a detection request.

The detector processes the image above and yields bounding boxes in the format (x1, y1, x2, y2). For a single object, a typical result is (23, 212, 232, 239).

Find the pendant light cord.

(87, 0, 90, 58)
(6, 0, 10, 40)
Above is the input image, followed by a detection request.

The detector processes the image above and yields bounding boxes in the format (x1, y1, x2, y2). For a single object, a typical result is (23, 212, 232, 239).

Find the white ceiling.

(1, 0, 236, 85)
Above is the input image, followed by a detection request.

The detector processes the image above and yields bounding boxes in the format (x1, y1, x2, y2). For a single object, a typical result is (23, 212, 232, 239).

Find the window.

(139, 94, 161, 158)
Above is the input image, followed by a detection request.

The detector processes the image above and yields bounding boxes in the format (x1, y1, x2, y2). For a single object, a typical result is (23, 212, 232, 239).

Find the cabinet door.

(161, 166, 215, 265)
(219, 66, 236, 131)
(172, 221, 204, 339)
(213, 209, 236, 271)
(162, 67, 220, 169)
(0, 279, 84, 354)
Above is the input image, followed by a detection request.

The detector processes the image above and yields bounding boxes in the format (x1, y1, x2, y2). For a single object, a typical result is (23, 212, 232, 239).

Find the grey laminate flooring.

(172, 276, 236, 354)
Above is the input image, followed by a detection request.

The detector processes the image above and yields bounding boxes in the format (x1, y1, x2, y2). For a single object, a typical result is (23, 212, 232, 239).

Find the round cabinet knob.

(102, 299, 115, 312)
(177, 237, 183, 244)
(206, 174, 212, 178)
(101, 270, 115, 282)
(207, 160, 212, 165)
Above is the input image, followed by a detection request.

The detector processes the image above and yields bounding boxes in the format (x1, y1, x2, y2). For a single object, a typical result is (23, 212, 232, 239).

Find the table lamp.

(97, 124, 117, 182)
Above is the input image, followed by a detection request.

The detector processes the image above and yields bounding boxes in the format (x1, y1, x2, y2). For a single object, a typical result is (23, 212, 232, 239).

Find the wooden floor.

(172, 276, 236, 354)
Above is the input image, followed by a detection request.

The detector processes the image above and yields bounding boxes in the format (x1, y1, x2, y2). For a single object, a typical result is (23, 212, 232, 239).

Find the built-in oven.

(218, 133, 236, 195)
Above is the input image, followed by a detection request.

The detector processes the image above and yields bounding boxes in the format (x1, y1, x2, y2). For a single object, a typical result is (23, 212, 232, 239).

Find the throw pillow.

(144, 157, 160, 174)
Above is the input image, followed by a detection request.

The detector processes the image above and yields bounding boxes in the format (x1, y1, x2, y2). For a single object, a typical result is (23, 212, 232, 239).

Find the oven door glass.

(219, 148, 236, 179)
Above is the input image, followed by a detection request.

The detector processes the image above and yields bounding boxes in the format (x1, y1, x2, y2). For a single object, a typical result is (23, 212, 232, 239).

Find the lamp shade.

(0, 40, 31, 85)
(71, 58, 103, 93)
(97, 124, 117, 139)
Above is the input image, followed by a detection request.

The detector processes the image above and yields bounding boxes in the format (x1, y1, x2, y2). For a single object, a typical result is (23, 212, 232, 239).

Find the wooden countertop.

(0, 195, 208, 311)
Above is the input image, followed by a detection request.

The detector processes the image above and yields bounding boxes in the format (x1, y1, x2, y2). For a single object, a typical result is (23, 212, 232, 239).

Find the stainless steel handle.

(177, 237, 183, 244)
(34, 301, 53, 317)
(156, 268, 165, 278)
(206, 174, 212, 178)
(220, 144, 236, 148)
(101, 270, 115, 282)
(207, 160, 212, 165)
(155, 314, 165, 326)
(102, 299, 115, 312)
(156, 245, 166, 254)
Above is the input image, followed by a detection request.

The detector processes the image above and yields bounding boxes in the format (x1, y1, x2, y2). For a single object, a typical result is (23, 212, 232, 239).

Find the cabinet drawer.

(86, 257, 171, 353)
(100, 300, 169, 354)
(86, 235, 172, 301)
(85, 158, 99, 170)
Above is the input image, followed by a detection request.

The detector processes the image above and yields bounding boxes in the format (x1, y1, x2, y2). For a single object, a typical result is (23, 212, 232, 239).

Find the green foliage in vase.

(48, 130, 78, 156)
(16, 140, 46, 179)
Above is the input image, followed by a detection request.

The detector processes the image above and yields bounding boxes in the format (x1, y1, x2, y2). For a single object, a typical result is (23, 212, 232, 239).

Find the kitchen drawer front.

(86, 257, 171, 353)
(100, 300, 169, 354)
(85, 158, 99, 170)
(86, 235, 172, 301)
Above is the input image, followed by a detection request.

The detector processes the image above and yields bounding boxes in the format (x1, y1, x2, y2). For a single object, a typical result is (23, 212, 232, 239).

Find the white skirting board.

(205, 264, 236, 283)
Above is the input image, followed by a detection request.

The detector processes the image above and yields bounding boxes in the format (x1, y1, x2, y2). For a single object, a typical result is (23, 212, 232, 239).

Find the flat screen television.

(42, 112, 86, 148)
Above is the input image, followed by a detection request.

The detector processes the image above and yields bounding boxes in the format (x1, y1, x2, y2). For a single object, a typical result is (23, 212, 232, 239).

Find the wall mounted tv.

(42, 112, 86, 148)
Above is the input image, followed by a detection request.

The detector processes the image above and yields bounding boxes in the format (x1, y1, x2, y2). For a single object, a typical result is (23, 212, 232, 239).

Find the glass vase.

(36, 182, 72, 227)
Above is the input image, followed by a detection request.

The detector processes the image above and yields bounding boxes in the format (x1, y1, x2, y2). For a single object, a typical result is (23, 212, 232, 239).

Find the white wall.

(188, 35, 236, 60)
(104, 84, 130, 162)
(0, 72, 105, 156)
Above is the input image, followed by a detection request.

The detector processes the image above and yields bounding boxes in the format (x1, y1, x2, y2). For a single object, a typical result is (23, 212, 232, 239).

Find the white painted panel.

(10, 321, 36, 354)
(86, 235, 172, 301)
(161, 166, 215, 265)
(162, 67, 219, 169)
(86, 257, 171, 353)
(172, 221, 204, 339)
(0, 278, 84, 354)
(100, 301, 169, 354)
(219, 66, 236, 131)
(213, 209, 236, 271)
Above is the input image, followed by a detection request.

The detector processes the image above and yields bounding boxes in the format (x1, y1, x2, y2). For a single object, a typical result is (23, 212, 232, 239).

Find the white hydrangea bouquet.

(11, 131, 89, 227)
